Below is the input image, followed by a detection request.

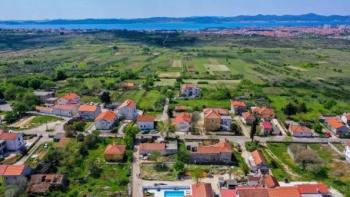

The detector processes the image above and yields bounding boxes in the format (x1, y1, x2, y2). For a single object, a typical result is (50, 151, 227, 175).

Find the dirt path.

(264, 149, 301, 179)
(10, 116, 35, 128)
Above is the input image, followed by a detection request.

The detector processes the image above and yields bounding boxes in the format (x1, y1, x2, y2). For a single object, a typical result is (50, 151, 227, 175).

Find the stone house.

(95, 111, 118, 130)
(137, 115, 156, 131)
(56, 92, 80, 105)
(117, 99, 138, 120)
(78, 104, 102, 120)
(203, 108, 232, 132)
(231, 100, 247, 115)
(0, 165, 31, 185)
(0, 132, 25, 152)
(180, 84, 201, 98)
(52, 104, 79, 117)
(104, 144, 126, 162)
(249, 150, 268, 174)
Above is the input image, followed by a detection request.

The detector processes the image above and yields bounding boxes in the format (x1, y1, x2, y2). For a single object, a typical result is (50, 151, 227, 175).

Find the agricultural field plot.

(117, 89, 146, 103)
(154, 79, 176, 87)
(172, 59, 182, 68)
(204, 64, 230, 74)
(158, 71, 181, 78)
(183, 79, 241, 88)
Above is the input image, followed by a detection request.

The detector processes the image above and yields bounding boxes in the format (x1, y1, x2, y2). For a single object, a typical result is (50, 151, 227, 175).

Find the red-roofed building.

(203, 108, 232, 132)
(251, 106, 275, 120)
(220, 189, 237, 197)
(104, 144, 126, 161)
(261, 121, 273, 135)
(289, 124, 313, 138)
(237, 187, 269, 197)
(52, 104, 79, 117)
(172, 112, 192, 133)
(35, 106, 53, 114)
(297, 184, 330, 196)
(231, 100, 247, 115)
(0, 131, 25, 151)
(268, 187, 301, 197)
(181, 84, 201, 98)
(78, 104, 101, 120)
(57, 92, 80, 105)
(262, 175, 279, 188)
(0, 165, 31, 184)
(188, 139, 232, 164)
(95, 111, 118, 130)
(324, 117, 349, 135)
(249, 150, 268, 174)
(137, 115, 156, 131)
(117, 99, 138, 120)
(185, 183, 214, 197)
(242, 112, 255, 125)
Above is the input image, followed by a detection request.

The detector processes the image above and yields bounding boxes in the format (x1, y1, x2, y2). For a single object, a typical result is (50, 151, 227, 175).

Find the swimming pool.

(164, 191, 185, 197)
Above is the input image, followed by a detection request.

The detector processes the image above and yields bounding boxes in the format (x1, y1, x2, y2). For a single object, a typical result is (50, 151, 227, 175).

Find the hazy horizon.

(1, 0, 350, 20)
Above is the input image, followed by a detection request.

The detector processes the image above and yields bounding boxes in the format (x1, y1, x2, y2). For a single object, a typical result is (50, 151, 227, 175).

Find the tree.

(158, 120, 174, 138)
(149, 151, 161, 162)
(250, 118, 258, 142)
(284, 102, 298, 116)
(99, 91, 111, 104)
(55, 70, 67, 81)
(313, 122, 322, 134)
(191, 168, 204, 183)
(89, 160, 102, 178)
(298, 103, 308, 113)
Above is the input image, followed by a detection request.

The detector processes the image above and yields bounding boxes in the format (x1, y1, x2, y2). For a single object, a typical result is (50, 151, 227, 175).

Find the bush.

(245, 141, 259, 152)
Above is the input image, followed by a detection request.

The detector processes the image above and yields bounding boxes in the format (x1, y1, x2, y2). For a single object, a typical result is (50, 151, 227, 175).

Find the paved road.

(132, 146, 143, 197)
(158, 98, 169, 122)
(118, 122, 128, 138)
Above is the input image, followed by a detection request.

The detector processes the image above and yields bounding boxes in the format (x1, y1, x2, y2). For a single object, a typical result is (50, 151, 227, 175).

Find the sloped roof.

(268, 187, 301, 197)
(197, 140, 232, 154)
(53, 104, 78, 110)
(262, 121, 273, 129)
(289, 124, 312, 134)
(60, 92, 79, 101)
(231, 100, 247, 107)
(251, 150, 266, 166)
(237, 188, 269, 197)
(95, 111, 117, 122)
(251, 107, 275, 119)
(0, 132, 18, 140)
(242, 112, 255, 120)
(0, 165, 26, 176)
(186, 183, 214, 197)
(203, 108, 229, 119)
(118, 99, 136, 109)
(79, 104, 98, 112)
(137, 115, 156, 122)
(139, 143, 165, 151)
(104, 144, 126, 155)
(263, 175, 279, 188)
(220, 189, 236, 197)
(173, 113, 192, 124)
(297, 184, 329, 194)
(325, 117, 345, 129)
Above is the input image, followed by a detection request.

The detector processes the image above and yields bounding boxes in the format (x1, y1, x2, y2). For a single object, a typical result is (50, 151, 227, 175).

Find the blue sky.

(1, 0, 350, 20)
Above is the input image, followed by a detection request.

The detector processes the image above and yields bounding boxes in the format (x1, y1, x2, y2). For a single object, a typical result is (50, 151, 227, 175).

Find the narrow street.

(132, 146, 143, 197)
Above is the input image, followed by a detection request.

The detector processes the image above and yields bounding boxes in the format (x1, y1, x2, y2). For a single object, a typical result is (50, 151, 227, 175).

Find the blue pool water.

(164, 191, 185, 197)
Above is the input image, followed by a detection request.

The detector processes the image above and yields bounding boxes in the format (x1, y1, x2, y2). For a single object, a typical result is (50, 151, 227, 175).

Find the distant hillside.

(2, 13, 350, 25)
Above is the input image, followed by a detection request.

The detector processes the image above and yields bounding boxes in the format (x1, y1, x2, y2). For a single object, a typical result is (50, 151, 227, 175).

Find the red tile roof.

(119, 99, 136, 109)
(173, 113, 192, 124)
(95, 111, 117, 122)
(268, 187, 301, 197)
(137, 115, 155, 122)
(231, 100, 247, 107)
(263, 175, 279, 188)
(289, 124, 312, 134)
(0, 132, 18, 140)
(242, 112, 254, 120)
(60, 92, 79, 101)
(325, 117, 345, 129)
(203, 108, 229, 119)
(251, 150, 266, 166)
(0, 165, 26, 176)
(139, 143, 165, 152)
(187, 183, 214, 197)
(252, 107, 275, 119)
(104, 144, 126, 155)
(237, 188, 269, 197)
(220, 189, 236, 197)
(297, 184, 329, 194)
(197, 139, 232, 154)
(79, 104, 98, 112)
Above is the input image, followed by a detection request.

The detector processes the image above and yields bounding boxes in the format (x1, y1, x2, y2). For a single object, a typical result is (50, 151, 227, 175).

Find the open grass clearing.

(172, 59, 182, 68)
(158, 72, 181, 78)
(154, 79, 176, 87)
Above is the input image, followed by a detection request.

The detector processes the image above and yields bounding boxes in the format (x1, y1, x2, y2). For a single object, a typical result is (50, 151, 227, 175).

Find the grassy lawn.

(117, 89, 146, 103)
(25, 115, 63, 129)
(26, 143, 53, 169)
(139, 90, 165, 112)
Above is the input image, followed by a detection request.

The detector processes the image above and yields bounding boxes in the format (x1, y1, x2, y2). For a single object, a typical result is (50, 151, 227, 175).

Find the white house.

(78, 104, 102, 120)
(346, 141, 350, 163)
(136, 115, 155, 131)
(56, 92, 80, 105)
(0, 132, 25, 151)
(230, 100, 247, 115)
(249, 150, 269, 174)
(117, 99, 138, 120)
(325, 117, 349, 135)
(95, 111, 117, 130)
(172, 113, 192, 134)
(52, 104, 79, 117)
(180, 84, 201, 98)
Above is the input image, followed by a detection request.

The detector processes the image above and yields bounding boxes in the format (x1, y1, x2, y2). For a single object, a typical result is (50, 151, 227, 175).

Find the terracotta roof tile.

(173, 113, 192, 124)
(189, 183, 214, 197)
(325, 117, 345, 129)
(251, 150, 266, 166)
(263, 175, 279, 188)
(289, 124, 312, 134)
(139, 143, 165, 152)
(3, 165, 26, 176)
(251, 107, 275, 119)
(196, 139, 232, 154)
(61, 92, 79, 100)
(297, 184, 329, 194)
(220, 189, 236, 197)
(203, 108, 229, 119)
(0, 132, 18, 140)
(137, 115, 155, 122)
(231, 100, 247, 107)
(104, 144, 126, 155)
(268, 187, 301, 197)
(262, 121, 273, 129)
(119, 99, 136, 109)
(53, 104, 78, 110)
(237, 188, 269, 197)
(95, 111, 117, 122)
(79, 104, 98, 112)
